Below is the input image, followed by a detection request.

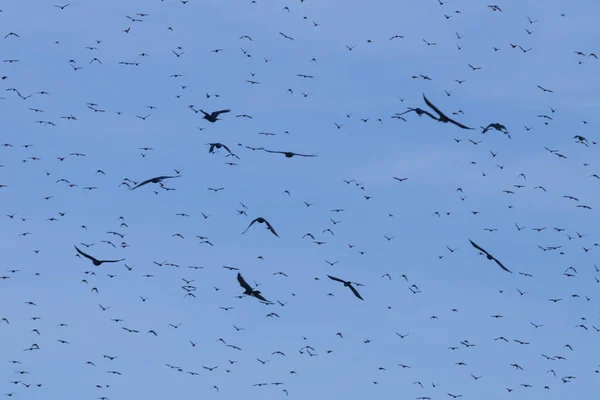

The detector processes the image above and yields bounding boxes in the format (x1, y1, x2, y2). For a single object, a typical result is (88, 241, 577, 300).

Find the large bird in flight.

(74, 246, 125, 266)
(130, 175, 180, 190)
(327, 275, 364, 300)
(242, 217, 279, 237)
(469, 239, 512, 273)
(200, 109, 231, 122)
(397, 94, 474, 130)
(259, 148, 317, 158)
(237, 273, 271, 303)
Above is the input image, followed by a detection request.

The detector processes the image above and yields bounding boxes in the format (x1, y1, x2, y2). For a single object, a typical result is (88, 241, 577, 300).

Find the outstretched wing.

(348, 284, 364, 300)
(237, 273, 253, 291)
(213, 109, 231, 117)
(447, 117, 475, 130)
(74, 245, 97, 262)
(295, 153, 317, 157)
(241, 218, 259, 235)
(254, 292, 271, 303)
(468, 239, 490, 256)
(327, 275, 345, 284)
(263, 219, 280, 238)
(422, 94, 447, 118)
(260, 148, 284, 155)
(130, 178, 153, 190)
(101, 258, 125, 264)
(492, 257, 513, 273)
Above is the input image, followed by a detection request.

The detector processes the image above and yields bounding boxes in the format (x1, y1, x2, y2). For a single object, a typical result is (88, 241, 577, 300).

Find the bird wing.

(237, 273, 253, 291)
(422, 94, 447, 119)
(100, 258, 125, 264)
(468, 239, 490, 256)
(130, 178, 153, 190)
(492, 257, 512, 273)
(214, 109, 231, 117)
(254, 292, 271, 303)
(221, 144, 232, 154)
(241, 218, 259, 234)
(447, 117, 475, 130)
(348, 284, 364, 300)
(294, 153, 317, 157)
(327, 275, 346, 283)
(263, 219, 280, 238)
(74, 245, 98, 262)
(260, 148, 283, 154)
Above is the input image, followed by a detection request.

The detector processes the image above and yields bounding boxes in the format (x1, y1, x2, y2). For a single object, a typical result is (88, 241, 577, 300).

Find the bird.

(130, 175, 180, 190)
(200, 109, 230, 122)
(74, 246, 124, 266)
(258, 148, 317, 158)
(327, 275, 364, 300)
(397, 94, 474, 130)
(237, 273, 271, 303)
(242, 217, 279, 237)
(468, 240, 512, 273)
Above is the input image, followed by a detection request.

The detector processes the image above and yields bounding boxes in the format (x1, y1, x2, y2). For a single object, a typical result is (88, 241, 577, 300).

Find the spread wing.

(469, 239, 490, 256)
(221, 144, 232, 154)
(74, 245, 98, 262)
(327, 275, 345, 284)
(447, 117, 475, 130)
(492, 257, 513, 273)
(348, 284, 364, 300)
(263, 219, 280, 238)
(422, 94, 446, 118)
(213, 109, 231, 117)
(260, 148, 284, 154)
(398, 108, 438, 120)
(294, 153, 317, 157)
(130, 178, 153, 190)
(237, 273, 253, 292)
(254, 292, 271, 303)
(100, 258, 125, 264)
(241, 218, 259, 235)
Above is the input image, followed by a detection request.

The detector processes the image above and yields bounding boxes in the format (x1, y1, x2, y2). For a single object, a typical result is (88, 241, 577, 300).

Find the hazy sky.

(1, 0, 600, 399)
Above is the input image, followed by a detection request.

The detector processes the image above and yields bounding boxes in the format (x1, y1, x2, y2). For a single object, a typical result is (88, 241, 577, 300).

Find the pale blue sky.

(1, 0, 599, 399)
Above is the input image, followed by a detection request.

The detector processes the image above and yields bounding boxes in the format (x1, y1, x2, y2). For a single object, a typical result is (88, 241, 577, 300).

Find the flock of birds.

(1, 1, 599, 399)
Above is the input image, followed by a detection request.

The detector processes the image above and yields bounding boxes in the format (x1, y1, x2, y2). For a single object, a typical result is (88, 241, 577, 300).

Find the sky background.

(1, 0, 600, 399)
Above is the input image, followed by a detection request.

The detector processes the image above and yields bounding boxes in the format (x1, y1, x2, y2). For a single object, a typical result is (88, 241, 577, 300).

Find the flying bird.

(237, 273, 271, 303)
(327, 275, 364, 300)
(398, 94, 474, 130)
(469, 240, 512, 273)
(130, 175, 180, 190)
(74, 246, 124, 266)
(242, 217, 279, 237)
(200, 109, 231, 122)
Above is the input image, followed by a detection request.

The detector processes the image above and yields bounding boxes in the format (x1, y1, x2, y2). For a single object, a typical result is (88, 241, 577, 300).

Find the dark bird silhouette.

(469, 240, 512, 273)
(200, 109, 230, 122)
(242, 217, 279, 237)
(74, 246, 124, 266)
(259, 148, 317, 158)
(327, 275, 364, 300)
(130, 175, 180, 190)
(398, 94, 474, 130)
(237, 273, 271, 302)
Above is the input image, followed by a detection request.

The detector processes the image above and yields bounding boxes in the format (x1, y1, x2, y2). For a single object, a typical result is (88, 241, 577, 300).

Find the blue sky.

(1, 0, 600, 399)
